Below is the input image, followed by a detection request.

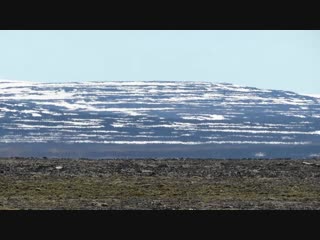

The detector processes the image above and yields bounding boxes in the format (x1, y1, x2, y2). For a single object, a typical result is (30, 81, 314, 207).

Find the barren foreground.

(1, 158, 320, 210)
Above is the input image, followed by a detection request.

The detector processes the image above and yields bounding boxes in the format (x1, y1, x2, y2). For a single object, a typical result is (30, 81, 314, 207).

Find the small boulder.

(141, 169, 155, 176)
(55, 166, 63, 170)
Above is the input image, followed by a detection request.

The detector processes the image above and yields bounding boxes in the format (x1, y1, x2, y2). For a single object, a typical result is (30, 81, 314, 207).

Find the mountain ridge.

(1, 79, 316, 97)
(0, 80, 320, 158)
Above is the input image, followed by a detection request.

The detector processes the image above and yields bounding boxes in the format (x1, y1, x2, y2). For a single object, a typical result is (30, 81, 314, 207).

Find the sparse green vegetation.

(1, 158, 320, 209)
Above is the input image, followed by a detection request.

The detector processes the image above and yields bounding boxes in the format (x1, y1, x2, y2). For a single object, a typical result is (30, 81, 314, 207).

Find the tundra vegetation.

(1, 158, 320, 210)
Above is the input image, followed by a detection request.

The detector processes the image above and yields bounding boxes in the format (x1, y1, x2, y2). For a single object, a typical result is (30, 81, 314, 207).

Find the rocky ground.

(1, 158, 320, 210)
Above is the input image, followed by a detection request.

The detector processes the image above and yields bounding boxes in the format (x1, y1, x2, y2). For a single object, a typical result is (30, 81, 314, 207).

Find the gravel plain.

(1, 158, 320, 210)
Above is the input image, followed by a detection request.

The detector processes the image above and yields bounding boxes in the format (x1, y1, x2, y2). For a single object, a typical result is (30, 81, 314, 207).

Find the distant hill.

(0, 80, 320, 159)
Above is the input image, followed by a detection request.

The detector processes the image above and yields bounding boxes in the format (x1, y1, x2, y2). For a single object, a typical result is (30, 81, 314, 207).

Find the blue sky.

(0, 30, 319, 93)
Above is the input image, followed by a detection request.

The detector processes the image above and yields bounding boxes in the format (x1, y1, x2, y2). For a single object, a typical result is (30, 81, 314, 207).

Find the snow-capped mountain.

(1, 80, 320, 158)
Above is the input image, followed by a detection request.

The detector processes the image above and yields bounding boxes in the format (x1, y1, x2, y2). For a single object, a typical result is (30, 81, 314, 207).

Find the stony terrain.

(1, 158, 320, 210)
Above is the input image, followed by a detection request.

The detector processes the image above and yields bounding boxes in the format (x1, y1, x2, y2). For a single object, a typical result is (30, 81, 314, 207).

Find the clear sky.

(0, 30, 319, 93)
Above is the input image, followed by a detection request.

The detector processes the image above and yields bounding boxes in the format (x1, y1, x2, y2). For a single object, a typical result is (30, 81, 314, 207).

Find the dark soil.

(1, 158, 320, 210)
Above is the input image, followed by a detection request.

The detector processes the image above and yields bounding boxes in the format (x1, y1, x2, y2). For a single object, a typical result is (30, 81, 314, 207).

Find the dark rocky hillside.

(1, 80, 320, 158)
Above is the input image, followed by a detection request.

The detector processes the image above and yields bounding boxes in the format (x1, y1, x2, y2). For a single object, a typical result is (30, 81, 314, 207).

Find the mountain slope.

(1, 80, 320, 158)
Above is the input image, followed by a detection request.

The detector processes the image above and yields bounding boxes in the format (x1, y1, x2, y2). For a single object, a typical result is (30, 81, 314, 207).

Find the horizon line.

(0, 78, 318, 96)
